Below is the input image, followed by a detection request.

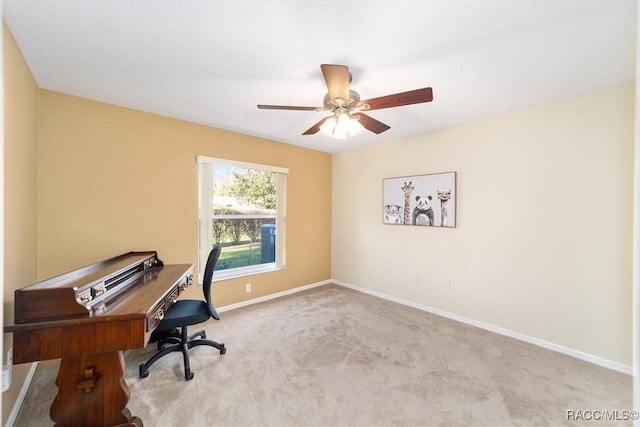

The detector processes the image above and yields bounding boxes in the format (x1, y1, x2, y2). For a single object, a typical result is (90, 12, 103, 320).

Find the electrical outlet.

(2, 348, 12, 392)
(447, 279, 454, 288)
(2, 365, 10, 392)
(245, 283, 252, 293)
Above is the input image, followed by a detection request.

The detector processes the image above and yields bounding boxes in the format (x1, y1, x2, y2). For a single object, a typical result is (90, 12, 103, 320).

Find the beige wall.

(2, 23, 38, 425)
(333, 84, 634, 367)
(37, 89, 332, 304)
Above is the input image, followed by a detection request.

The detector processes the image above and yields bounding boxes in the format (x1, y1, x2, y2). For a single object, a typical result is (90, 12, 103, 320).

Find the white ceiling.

(3, 1, 637, 153)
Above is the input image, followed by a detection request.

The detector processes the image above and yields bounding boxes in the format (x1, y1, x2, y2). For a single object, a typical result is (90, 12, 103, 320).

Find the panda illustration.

(384, 204, 403, 224)
(412, 195, 434, 225)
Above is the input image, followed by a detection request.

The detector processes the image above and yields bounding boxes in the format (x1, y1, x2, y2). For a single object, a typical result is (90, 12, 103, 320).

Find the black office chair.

(139, 246, 226, 380)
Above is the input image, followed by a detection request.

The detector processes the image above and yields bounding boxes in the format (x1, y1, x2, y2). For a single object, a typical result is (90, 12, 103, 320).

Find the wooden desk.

(5, 252, 193, 427)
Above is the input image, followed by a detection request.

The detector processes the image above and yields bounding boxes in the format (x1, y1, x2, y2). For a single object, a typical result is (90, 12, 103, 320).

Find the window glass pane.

(212, 165, 277, 271)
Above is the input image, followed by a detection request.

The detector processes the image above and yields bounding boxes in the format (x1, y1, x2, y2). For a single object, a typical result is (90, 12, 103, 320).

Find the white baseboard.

(217, 279, 332, 313)
(5, 361, 38, 427)
(332, 280, 633, 376)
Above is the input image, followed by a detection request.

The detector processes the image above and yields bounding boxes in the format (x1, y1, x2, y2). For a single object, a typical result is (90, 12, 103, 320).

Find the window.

(197, 155, 287, 280)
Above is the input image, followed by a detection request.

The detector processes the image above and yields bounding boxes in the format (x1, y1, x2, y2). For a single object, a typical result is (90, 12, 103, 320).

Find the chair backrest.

(202, 245, 222, 320)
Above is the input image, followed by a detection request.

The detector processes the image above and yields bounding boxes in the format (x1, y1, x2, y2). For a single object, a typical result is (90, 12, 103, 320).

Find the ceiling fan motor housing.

(323, 89, 363, 110)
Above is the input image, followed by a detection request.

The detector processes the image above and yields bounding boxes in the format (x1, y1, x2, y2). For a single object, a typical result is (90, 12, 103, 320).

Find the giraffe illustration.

(401, 181, 414, 225)
(437, 188, 452, 227)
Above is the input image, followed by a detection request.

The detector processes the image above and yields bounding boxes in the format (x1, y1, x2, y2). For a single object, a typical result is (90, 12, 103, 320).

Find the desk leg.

(51, 351, 142, 427)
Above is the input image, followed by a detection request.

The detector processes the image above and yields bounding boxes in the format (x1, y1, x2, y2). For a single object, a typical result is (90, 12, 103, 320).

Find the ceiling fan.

(257, 64, 433, 138)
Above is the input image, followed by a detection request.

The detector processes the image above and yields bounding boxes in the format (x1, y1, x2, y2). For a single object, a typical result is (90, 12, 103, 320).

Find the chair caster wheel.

(185, 371, 194, 381)
(220, 344, 226, 355)
(139, 365, 149, 378)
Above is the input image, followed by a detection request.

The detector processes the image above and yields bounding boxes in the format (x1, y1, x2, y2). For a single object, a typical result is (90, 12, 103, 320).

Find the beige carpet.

(13, 284, 631, 426)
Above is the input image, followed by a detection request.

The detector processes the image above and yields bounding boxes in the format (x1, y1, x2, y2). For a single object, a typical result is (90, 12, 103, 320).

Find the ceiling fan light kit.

(257, 64, 433, 139)
(319, 110, 364, 139)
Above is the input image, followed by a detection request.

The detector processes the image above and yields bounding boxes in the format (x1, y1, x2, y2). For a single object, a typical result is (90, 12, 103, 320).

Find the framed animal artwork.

(383, 172, 456, 227)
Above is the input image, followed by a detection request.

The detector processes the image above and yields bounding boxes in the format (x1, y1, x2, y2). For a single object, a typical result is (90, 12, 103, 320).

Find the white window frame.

(197, 155, 287, 281)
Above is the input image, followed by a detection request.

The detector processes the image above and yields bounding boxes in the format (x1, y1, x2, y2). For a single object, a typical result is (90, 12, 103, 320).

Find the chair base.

(139, 326, 225, 381)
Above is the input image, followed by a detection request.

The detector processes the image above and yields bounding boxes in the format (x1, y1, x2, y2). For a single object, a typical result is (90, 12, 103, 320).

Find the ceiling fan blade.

(355, 113, 391, 134)
(257, 104, 318, 111)
(302, 116, 331, 135)
(361, 87, 433, 111)
(320, 64, 350, 103)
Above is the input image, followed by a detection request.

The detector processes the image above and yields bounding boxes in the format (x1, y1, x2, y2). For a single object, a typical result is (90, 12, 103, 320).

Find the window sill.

(203, 263, 285, 284)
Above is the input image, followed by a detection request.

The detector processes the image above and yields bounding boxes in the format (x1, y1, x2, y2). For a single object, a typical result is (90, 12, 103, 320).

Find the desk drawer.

(146, 269, 193, 332)
(148, 301, 167, 332)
